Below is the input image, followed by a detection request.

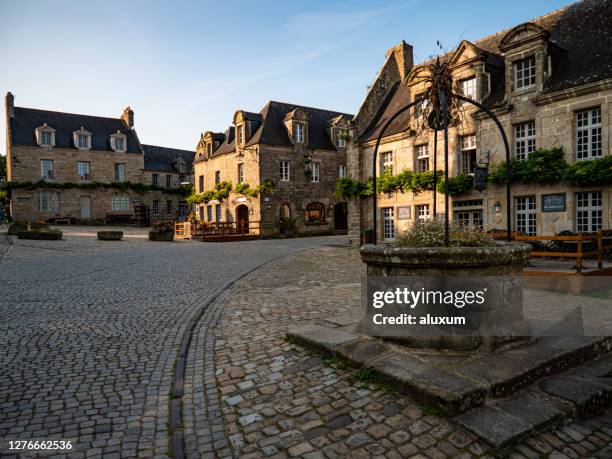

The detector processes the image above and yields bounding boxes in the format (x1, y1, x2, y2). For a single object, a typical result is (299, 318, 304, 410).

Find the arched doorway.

(235, 205, 249, 233)
(334, 202, 348, 232)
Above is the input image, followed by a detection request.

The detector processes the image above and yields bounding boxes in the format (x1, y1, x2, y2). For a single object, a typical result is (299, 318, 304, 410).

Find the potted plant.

(360, 221, 532, 352)
(97, 231, 123, 241)
(149, 220, 175, 241)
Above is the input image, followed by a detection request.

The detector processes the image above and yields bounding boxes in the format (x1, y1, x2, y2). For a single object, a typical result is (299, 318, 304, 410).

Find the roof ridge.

(141, 143, 195, 153)
(267, 100, 353, 116)
(14, 105, 124, 122)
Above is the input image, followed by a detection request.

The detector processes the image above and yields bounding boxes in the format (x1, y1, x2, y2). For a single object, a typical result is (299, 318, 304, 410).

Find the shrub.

(17, 229, 63, 240)
(436, 173, 472, 196)
(394, 221, 494, 248)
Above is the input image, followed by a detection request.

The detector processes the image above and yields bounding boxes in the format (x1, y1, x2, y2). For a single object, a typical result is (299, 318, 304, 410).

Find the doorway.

(334, 202, 348, 231)
(80, 196, 91, 220)
(236, 205, 249, 233)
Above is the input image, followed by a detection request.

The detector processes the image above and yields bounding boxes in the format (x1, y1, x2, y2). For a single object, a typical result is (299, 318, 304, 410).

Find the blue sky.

(0, 0, 571, 153)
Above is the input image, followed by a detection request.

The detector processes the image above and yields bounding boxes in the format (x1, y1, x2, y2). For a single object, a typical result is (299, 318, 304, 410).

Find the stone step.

(455, 354, 612, 447)
(287, 323, 612, 414)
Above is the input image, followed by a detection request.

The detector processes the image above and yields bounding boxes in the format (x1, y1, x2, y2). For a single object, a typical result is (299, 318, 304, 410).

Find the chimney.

(6, 92, 14, 118)
(122, 106, 134, 129)
(385, 40, 414, 80)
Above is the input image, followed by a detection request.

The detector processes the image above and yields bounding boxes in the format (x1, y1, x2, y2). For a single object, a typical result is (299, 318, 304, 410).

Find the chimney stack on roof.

(385, 40, 414, 80)
(5, 92, 14, 118)
(122, 106, 134, 129)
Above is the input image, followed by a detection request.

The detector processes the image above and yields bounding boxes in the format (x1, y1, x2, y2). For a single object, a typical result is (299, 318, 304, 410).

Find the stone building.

(347, 0, 612, 245)
(193, 101, 352, 237)
(4, 92, 194, 223)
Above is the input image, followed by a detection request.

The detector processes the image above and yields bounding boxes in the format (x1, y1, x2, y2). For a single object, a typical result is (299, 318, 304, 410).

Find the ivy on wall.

(0, 180, 193, 196)
(488, 147, 612, 187)
(186, 179, 275, 205)
(335, 170, 473, 199)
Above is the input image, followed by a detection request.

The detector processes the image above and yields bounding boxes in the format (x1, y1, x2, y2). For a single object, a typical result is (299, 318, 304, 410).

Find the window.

(207, 205, 213, 222)
(576, 107, 602, 160)
(515, 196, 536, 235)
(460, 77, 477, 101)
(514, 56, 536, 90)
(177, 161, 186, 174)
(207, 143, 212, 156)
(237, 163, 244, 183)
(215, 204, 222, 222)
(114, 163, 126, 182)
(310, 162, 320, 183)
(112, 193, 130, 212)
(338, 164, 347, 178)
(152, 174, 159, 187)
(40, 131, 52, 146)
(415, 93, 429, 119)
(382, 207, 395, 241)
(306, 202, 325, 223)
(40, 159, 54, 180)
(215, 171, 221, 185)
(460, 135, 477, 174)
(152, 199, 160, 215)
(77, 134, 89, 149)
(77, 161, 90, 180)
(114, 137, 125, 152)
(165, 175, 171, 188)
(198, 176, 204, 192)
(514, 121, 536, 160)
(381, 152, 393, 174)
(336, 129, 346, 148)
(37, 191, 60, 212)
(455, 210, 483, 229)
(415, 145, 429, 173)
(576, 191, 602, 233)
(110, 132, 127, 152)
(166, 200, 173, 215)
(280, 160, 290, 181)
(295, 123, 304, 143)
(416, 204, 430, 222)
(280, 203, 291, 220)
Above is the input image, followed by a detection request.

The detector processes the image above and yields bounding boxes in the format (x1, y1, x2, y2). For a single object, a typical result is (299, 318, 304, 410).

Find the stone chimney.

(121, 106, 134, 129)
(385, 40, 414, 80)
(6, 92, 14, 118)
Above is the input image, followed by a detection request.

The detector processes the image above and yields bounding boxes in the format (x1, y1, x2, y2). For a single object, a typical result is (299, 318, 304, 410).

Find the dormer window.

(207, 143, 212, 157)
(459, 77, 477, 102)
(36, 123, 56, 147)
(110, 131, 127, 152)
(73, 127, 92, 150)
(514, 56, 536, 90)
(295, 123, 304, 143)
(237, 124, 244, 145)
(336, 129, 346, 148)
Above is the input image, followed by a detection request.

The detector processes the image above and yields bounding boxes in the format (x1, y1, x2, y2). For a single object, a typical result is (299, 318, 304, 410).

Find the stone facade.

(193, 102, 352, 237)
(5, 93, 195, 223)
(348, 2, 612, 244)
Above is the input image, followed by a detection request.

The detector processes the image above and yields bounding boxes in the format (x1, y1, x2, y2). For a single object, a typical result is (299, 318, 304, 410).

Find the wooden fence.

(175, 221, 261, 240)
(489, 229, 612, 272)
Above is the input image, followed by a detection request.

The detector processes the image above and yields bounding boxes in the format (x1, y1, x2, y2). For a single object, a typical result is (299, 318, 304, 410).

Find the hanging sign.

(473, 167, 488, 192)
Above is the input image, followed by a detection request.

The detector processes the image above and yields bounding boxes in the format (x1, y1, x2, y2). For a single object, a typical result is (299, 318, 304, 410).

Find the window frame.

(295, 123, 304, 144)
(111, 193, 130, 212)
(40, 159, 54, 180)
(415, 204, 430, 222)
(152, 173, 159, 187)
(415, 145, 429, 173)
(513, 56, 536, 90)
(165, 175, 172, 188)
(515, 195, 537, 236)
(459, 77, 477, 102)
(575, 191, 602, 233)
(114, 163, 126, 182)
(305, 202, 325, 223)
(152, 199, 160, 215)
(382, 207, 395, 241)
(460, 134, 477, 174)
(575, 107, 602, 160)
(336, 128, 346, 148)
(237, 163, 244, 184)
(337, 164, 347, 178)
(37, 191, 60, 212)
(280, 160, 290, 182)
(514, 121, 536, 160)
(310, 162, 320, 183)
(381, 151, 393, 174)
(77, 161, 91, 180)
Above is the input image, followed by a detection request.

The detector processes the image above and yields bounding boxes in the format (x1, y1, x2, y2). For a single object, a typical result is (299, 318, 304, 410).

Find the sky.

(0, 0, 572, 153)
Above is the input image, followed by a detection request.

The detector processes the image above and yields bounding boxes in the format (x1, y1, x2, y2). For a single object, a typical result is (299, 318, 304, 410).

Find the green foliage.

(488, 148, 568, 185)
(0, 180, 192, 195)
(257, 178, 275, 195)
(234, 182, 259, 197)
(335, 169, 442, 199)
(437, 173, 472, 196)
(564, 155, 612, 187)
(395, 221, 494, 248)
(335, 177, 369, 199)
(0, 190, 7, 201)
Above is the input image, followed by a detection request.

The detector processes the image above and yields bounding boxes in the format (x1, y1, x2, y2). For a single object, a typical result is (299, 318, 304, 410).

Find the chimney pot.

(5, 92, 15, 118)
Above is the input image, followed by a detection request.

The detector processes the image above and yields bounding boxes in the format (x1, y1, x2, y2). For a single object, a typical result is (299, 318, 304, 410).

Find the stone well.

(360, 242, 532, 352)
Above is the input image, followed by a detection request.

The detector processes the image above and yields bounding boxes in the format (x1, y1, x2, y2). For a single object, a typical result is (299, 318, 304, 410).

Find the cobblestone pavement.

(197, 246, 612, 458)
(0, 229, 347, 458)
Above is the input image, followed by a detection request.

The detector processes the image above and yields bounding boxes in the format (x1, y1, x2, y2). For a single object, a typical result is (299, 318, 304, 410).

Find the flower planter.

(17, 230, 63, 240)
(149, 231, 175, 241)
(97, 231, 123, 241)
(360, 242, 532, 351)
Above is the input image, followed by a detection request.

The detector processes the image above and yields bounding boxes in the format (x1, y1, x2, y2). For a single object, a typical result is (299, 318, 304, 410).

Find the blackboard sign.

(542, 193, 566, 212)
(473, 167, 488, 192)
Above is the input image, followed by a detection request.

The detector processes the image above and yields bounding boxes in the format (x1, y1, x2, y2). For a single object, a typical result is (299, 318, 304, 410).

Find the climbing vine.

(187, 179, 275, 205)
(0, 180, 193, 196)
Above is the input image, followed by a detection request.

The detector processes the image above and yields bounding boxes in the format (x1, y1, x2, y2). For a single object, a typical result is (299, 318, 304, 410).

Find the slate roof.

(360, 0, 612, 142)
(142, 144, 195, 172)
(196, 101, 353, 161)
(245, 101, 353, 150)
(9, 106, 142, 153)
